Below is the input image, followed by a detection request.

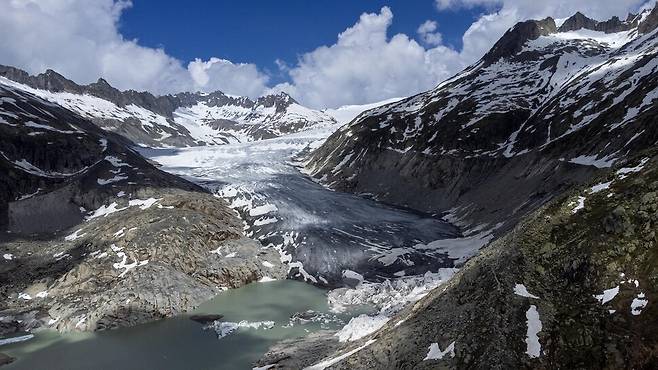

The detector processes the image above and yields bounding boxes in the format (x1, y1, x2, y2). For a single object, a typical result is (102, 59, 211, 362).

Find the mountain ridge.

(0, 64, 336, 147)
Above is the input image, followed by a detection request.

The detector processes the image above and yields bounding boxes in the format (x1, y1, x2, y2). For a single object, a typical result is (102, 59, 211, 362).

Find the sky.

(120, 1, 486, 85)
(0, 0, 654, 108)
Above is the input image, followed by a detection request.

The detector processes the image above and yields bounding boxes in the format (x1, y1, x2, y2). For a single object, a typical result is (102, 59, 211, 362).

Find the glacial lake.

(2, 280, 361, 370)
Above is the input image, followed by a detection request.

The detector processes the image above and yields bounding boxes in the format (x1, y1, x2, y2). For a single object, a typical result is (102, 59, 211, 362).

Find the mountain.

(322, 97, 405, 125)
(0, 65, 336, 148)
(305, 6, 658, 234)
(253, 6, 658, 369)
(291, 151, 658, 369)
(0, 77, 283, 334)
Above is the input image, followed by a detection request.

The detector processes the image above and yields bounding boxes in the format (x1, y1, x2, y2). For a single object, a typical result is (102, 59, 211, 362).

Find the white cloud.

(0, 0, 269, 97)
(417, 20, 443, 46)
(187, 58, 269, 98)
(274, 7, 465, 108)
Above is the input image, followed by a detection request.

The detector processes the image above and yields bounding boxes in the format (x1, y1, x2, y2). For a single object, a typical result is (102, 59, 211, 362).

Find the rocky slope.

(305, 6, 658, 234)
(0, 66, 336, 147)
(260, 150, 658, 369)
(0, 77, 284, 335)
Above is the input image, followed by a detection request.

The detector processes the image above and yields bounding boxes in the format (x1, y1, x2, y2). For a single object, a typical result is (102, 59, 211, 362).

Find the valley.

(1, 3, 658, 369)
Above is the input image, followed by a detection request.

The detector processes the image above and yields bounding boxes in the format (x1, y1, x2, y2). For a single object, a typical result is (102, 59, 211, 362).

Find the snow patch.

(423, 341, 456, 361)
(514, 284, 540, 299)
(525, 305, 542, 358)
(594, 286, 619, 304)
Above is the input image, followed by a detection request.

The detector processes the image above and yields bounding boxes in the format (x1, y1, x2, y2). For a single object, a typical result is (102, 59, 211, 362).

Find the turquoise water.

(2, 280, 359, 370)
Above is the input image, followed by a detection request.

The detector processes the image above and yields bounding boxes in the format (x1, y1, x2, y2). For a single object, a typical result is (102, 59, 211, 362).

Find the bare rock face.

(484, 17, 557, 63)
(558, 12, 638, 34)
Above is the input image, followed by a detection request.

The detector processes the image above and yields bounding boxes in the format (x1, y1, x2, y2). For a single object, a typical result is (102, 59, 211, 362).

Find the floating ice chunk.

(205, 320, 275, 339)
(259, 276, 276, 282)
(0, 334, 34, 346)
(594, 286, 619, 304)
(423, 341, 456, 361)
(525, 305, 542, 358)
(514, 284, 540, 299)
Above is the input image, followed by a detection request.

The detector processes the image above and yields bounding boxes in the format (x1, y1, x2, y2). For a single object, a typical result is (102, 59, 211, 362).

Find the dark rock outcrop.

(484, 17, 557, 63)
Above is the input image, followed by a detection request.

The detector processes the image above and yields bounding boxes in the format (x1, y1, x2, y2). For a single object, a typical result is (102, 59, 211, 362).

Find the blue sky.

(120, 1, 488, 85)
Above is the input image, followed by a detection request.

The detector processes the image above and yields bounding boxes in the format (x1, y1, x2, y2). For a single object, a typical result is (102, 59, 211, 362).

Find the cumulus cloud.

(417, 20, 443, 46)
(273, 7, 465, 108)
(187, 58, 269, 98)
(0, 0, 269, 97)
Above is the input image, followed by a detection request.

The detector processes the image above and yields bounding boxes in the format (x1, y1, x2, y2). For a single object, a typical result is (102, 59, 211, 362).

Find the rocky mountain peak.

(35, 68, 81, 93)
(483, 17, 557, 63)
(255, 91, 298, 112)
(86, 77, 124, 102)
(558, 11, 637, 34)
(638, 5, 658, 34)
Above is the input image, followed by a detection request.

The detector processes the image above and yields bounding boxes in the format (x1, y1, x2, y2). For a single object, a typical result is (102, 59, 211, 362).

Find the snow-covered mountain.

(306, 6, 658, 230)
(0, 65, 336, 147)
(323, 97, 405, 124)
